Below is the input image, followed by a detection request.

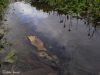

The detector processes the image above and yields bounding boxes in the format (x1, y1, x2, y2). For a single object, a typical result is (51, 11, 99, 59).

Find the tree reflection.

(31, 0, 100, 38)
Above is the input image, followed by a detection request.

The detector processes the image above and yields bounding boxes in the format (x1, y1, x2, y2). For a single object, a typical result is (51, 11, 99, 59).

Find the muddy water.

(3, 1, 100, 75)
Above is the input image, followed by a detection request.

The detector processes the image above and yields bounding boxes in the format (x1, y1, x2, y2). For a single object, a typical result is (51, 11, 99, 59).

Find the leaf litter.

(27, 35, 59, 64)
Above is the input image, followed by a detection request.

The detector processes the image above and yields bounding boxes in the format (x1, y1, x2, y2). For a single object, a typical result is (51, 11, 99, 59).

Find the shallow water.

(3, 1, 100, 75)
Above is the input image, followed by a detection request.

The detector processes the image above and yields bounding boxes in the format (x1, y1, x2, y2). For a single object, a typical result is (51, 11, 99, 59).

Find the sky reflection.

(10, 2, 48, 25)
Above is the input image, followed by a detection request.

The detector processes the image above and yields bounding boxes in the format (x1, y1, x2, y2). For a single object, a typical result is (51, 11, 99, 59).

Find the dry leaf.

(28, 35, 59, 64)
(28, 36, 47, 51)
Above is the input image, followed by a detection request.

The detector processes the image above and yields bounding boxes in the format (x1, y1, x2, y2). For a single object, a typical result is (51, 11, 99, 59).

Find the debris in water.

(64, 23, 66, 28)
(27, 36, 47, 51)
(60, 20, 63, 23)
(28, 35, 59, 64)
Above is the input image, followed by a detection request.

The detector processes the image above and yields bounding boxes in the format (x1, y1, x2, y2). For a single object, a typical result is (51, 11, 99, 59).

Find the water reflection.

(31, 1, 100, 38)
(7, 1, 100, 39)
(5, 1, 100, 75)
(9, 2, 48, 25)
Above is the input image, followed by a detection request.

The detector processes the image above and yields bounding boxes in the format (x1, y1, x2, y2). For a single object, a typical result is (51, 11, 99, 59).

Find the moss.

(0, 0, 9, 20)
(4, 50, 16, 64)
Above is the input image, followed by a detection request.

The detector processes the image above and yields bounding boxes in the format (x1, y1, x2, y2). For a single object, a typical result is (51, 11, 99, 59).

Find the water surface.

(4, 1, 100, 75)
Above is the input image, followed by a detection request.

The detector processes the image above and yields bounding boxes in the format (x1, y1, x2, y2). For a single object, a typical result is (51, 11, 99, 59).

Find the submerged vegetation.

(31, 0, 100, 25)
(0, 0, 9, 50)
(0, 0, 9, 20)
(0, 0, 16, 68)
(0, 0, 9, 11)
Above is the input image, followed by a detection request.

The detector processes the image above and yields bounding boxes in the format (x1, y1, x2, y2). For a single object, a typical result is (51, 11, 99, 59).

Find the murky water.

(3, 1, 100, 75)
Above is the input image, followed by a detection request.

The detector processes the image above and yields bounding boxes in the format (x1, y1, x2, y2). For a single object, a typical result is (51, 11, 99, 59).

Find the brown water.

(2, 1, 100, 75)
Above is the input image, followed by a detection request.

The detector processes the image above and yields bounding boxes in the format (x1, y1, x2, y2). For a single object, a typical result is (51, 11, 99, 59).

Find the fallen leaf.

(28, 36, 47, 51)
(28, 35, 59, 64)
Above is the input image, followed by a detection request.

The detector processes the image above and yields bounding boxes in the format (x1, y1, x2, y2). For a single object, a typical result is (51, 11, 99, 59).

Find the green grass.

(31, 0, 100, 24)
(0, 0, 9, 20)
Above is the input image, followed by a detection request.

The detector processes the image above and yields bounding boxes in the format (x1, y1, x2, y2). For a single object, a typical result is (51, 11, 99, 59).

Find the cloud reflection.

(11, 2, 48, 24)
